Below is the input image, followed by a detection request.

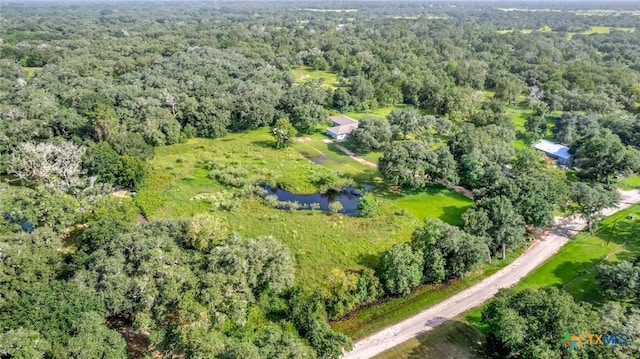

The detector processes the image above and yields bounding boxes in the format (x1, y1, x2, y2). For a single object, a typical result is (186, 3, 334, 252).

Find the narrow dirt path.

(342, 189, 640, 359)
(334, 144, 378, 169)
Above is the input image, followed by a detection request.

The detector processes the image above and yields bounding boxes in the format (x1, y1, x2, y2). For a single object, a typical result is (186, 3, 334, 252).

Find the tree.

(378, 142, 457, 188)
(332, 88, 352, 112)
(553, 112, 599, 145)
(322, 268, 381, 320)
(185, 213, 228, 250)
(8, 141, 85, 193)
(463, 196, 526, 258)
(348, 76, 375, 110)
(118, 154, 147, 189)
(573, 129, 640, 184)
(66, 312, 128, 358)
(433, 146, 459, 186)
(289, 104, 329, 134)
(230, 82, 282, 131)
(378, 141, 432, 188)
(107, 132, 154, 161)
(482, 287, 597, 358)
(411, 218, 489, 283)
(378, 243, 423, 296)
(494, 75, 526, 105)
(349, 117, 392, 151)
(357, 194, 377, 217)
(89, 103, 119, 141)
(597, 260, 640, 300)
(511, 172, 568, 228)
(271, 118, 296, 149)
(525, 115, 547, 139)
(1, 185, 78, 232)
(600, 113, 640, 147)
(0, 281, 105, 353)
(278, 83, 330, 134)
(598, 302, 640, 358)
(328, 201, 343, 214)
(289, 289, 352, 359)
(0, 328, 51, 359)
(569, 182, 620, 232)
(528, 85, 544, 106)
(82, 142, 121, 184)
(511, 147, 545, 176)
(387, 107, 421, 139)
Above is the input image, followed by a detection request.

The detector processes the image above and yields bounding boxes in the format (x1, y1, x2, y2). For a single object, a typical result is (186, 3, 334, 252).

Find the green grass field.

(385, 186, 473, 225)
(340, 105, 409, 120)
(505, 105, 560, 149)
(136, 128, 475, 288)
(373, 320, 484, 359)
(618, 175, 640, 190)
(514, 205, 640, 302)
(336, 140, 384, 165)
(291, 66, 339, 88)
(136, 130, 418, 286)
(498, 25, 635, 39)
(583, 26, 635, 35)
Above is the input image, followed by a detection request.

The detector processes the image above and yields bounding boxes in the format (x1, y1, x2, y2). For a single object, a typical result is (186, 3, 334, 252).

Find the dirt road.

(342, 189, 640, 359)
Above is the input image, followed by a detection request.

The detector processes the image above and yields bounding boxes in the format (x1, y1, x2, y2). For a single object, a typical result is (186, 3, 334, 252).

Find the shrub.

(357, 194, 377, 217)
(328, 201, 343, 214)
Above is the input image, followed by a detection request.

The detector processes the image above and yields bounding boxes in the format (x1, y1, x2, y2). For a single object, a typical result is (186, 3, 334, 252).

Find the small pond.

(257, 183, 362, 215)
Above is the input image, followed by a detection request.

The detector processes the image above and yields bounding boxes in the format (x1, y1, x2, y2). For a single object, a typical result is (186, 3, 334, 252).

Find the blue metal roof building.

(533, 139, 573, 166)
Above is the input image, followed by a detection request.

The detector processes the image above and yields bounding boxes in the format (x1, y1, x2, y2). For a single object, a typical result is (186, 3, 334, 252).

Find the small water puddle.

(257, 183, 361, 215)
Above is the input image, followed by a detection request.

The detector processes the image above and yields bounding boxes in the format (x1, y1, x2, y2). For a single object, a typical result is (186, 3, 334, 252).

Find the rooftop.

(331, 115, 358, 126)
(533, 139, 572, 160)
(327, 124, 357, 135)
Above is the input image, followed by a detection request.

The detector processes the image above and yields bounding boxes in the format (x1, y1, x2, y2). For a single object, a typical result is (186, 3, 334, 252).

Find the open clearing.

(383, 187, 473, 225)
(497, 25, 635, 37)
(340, 105, 409, 120)
(505, 105, 560, 149)
(291, 65, 339, 88)
(136, 128, 473, 287)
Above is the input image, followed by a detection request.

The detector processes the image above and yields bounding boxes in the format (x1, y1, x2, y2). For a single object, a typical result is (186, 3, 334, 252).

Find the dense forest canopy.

(1, 1, 640, 358)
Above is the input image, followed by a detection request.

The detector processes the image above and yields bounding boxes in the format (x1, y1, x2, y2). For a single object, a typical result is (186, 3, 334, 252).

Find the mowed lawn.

(373, 320, 484, 359)
(136, 128, 474, 287)
(619, 175, 640, 190)
(514, 204, 640, 302)
(385, 187, 473, 225)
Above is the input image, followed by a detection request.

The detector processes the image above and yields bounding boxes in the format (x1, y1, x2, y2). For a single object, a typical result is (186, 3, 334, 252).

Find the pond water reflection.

(257, 183, 362, 215)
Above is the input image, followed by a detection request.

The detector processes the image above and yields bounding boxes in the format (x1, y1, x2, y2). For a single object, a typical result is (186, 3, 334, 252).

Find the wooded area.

(1, 1, 640, 358)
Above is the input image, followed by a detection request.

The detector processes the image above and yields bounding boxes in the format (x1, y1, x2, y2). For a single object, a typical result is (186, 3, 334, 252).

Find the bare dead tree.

(8, 141, 113, 211)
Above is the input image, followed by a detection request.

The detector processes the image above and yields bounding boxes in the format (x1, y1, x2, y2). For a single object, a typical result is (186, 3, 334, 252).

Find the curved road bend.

(342, 189, 640, 359)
